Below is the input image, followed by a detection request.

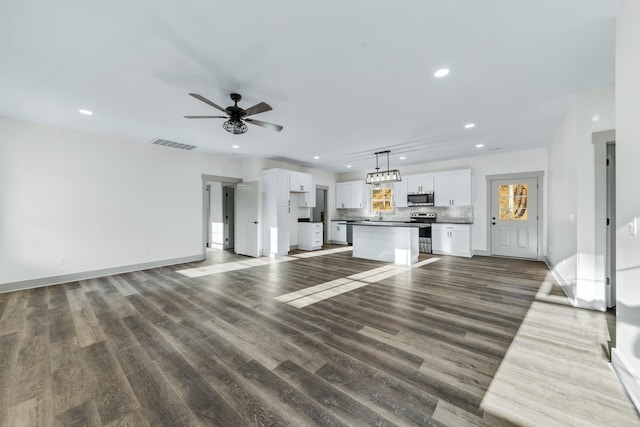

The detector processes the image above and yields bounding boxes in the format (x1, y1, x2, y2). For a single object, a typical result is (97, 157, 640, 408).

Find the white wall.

(0, 118, 242, 289)
(547, 99, 578, 297)
(613, 0, 640, 411)
(338, 148, 548, 255)
(546, 85, 615, 310)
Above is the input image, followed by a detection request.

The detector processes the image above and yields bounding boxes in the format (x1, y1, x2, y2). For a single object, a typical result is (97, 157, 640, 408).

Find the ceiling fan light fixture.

(365, 150, 402, 185)
(223, 119, 248, 134)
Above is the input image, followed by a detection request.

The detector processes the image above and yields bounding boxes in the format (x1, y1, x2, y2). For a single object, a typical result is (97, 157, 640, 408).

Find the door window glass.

(499, 184, 528, 220)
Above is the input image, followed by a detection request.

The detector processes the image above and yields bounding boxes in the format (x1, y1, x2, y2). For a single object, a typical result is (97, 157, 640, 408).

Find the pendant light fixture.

(365, 150, 402, 185)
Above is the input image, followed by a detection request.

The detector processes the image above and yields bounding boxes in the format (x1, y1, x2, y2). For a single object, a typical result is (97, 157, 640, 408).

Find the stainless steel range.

(410, 212, 436, 253)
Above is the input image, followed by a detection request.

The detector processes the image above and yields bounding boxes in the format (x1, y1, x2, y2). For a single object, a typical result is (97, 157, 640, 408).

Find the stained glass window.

(499, 184, 528, 220)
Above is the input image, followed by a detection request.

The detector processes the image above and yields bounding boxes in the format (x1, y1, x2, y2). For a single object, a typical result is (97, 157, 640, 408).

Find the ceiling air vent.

(150, 138, 197, 151)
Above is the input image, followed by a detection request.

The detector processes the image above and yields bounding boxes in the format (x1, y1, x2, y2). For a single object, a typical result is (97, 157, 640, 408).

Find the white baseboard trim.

(0, 254, 205, 294)
(612, 349, 640, 414)
(472, 249, 490, 257)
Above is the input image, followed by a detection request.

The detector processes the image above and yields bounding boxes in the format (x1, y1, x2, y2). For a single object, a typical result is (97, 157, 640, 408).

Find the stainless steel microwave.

(407, 192, 434, 206)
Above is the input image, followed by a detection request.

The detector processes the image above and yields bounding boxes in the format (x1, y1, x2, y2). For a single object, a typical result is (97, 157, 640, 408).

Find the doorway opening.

(202, 175, 242, 259)
(311, 186, 328, 244)
(487, 171, 544, 260)
(593, 130, 616, 309)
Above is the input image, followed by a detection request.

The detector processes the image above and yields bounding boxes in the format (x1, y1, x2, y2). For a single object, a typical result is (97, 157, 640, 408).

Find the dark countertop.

(350, 221, 431, 228)
(434, 220, 474, 224)
(335, 219, 474, 225)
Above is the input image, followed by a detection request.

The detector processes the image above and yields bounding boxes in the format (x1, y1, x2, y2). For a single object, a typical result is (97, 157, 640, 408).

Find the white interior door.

(235, 181, 260, 257)
(491, 177, 538, 258)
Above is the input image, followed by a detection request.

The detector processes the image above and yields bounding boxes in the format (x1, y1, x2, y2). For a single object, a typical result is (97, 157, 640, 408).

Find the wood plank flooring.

(0, 248, 638, 426)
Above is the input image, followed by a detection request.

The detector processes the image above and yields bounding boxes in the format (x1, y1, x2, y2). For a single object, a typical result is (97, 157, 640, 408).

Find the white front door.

(235, 181, 260, 257)
(490, 177, 538, 258)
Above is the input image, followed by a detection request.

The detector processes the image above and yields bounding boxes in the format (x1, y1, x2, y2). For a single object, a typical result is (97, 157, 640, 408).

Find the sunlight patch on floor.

(480, 275, 637, 425)
(176, 256, 297, 278)
(276, 257, 441, 308)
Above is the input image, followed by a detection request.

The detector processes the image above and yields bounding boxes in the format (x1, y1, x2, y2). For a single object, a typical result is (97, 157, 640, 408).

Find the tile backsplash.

(337, 205, 474, 223)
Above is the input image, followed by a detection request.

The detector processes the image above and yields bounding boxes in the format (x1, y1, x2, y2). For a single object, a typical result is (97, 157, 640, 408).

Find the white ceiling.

(0, 1, 621, 173)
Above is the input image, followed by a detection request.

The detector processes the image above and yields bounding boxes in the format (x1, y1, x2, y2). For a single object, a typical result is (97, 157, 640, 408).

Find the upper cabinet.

(393, 180, 408, 208)
(336, 182, 351, 209)
(434, 169, 472, 206)
(297, 175, 316, 207)
(336, 180, 366, 209)
(406, 173, 434, 194)
(290, 171, 313, 193)
(262, 168, 291, 207)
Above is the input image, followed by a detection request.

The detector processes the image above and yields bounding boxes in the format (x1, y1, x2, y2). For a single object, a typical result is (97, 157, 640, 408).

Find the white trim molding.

(0, 254, 204, 294)
(612, 348, 640, 413)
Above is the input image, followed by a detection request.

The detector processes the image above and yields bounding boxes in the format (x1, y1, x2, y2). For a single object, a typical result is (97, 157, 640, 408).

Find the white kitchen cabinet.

(290, 171, 313, 193)
(434, 169, 471, 206)
(264, 169, 290, 207)
(298, 222, 323, 250)
(336, 181, 366, 209)
(406, 174, 434, 194)
(351, 181, 365, 208)
(393, 180, 408, 208)
(336, 182, 350, 209)
(262, 169, 291, 256)
(331, 221, 347, 244)
(432, 223, 472, 257)
(297, 175, 316, 207)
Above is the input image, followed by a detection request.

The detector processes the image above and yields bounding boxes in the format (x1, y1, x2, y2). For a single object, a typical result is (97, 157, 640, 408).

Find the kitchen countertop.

(337, 219, 474, 225)
(350, 221, 432, 228)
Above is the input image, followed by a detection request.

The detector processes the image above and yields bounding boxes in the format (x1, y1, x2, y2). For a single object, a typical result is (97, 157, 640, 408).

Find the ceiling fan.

(184, 93, 283, 134)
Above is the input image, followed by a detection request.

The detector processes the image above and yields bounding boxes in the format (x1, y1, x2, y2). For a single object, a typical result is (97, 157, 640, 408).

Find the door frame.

(314, 184, 329, 244)
(201, 174, 242, 258)
(486, 171, 545, 261)
(593, 129, 616, 308)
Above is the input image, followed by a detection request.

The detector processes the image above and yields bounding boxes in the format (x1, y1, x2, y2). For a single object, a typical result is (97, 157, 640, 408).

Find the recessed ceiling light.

(232, 144, 239, 149)
(475, 144, 484, 148)
(434, 68, 450, 78)
(399, 156, 406, 160)
(313, 156, 320, 160)
(78, 109, 93, 115)
(464, 123, 475, 129)
(592, 115, 600, 122)
(346, 165, 352, 168)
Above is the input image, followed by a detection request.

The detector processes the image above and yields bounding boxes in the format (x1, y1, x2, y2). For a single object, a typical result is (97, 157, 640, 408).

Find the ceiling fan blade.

(243, 102, 272, 117)
(188, 93, 227, 113)
(245, 118, 283, 132)
(184, 115, 228, 119)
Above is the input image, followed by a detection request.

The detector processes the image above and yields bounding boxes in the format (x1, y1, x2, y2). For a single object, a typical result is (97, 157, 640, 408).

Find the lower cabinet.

(331, 221, 347, 244)
(431, 224, 472, 257)
(298, 222, 323, 250)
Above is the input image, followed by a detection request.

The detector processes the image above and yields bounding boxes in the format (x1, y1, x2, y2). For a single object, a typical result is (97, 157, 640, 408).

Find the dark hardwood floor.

(0, 248, 637, 426)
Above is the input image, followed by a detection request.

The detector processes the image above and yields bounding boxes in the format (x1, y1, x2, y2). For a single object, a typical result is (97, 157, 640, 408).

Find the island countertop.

(350, 221, 431, 228)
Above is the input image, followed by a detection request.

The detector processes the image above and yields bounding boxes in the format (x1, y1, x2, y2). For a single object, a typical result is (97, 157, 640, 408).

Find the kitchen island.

(351, 222, 420, 265)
